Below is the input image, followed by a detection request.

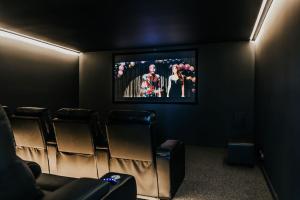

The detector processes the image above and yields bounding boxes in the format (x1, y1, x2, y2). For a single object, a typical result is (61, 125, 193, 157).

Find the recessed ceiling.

(0, 0, 262, 52)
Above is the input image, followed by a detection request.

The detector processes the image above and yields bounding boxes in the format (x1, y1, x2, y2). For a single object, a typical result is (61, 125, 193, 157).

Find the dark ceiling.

(0, 0, 262, 52)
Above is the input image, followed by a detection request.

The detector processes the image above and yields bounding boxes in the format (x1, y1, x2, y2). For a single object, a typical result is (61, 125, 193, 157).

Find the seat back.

(52, 108, 101, 178)
(0, 105, 43, 199)
(108, 124, 153, 160)
(11, 107, 52, 173)
(106, 110, 159, 197)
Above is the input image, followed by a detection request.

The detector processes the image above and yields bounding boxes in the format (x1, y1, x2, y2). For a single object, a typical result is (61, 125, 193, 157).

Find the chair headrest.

(55, 108, 98, 120)
(108, 110, 156, 125)
(2, 105, 10, 115)
(14, 107, 49, 117)
(2, 105, 8, 110)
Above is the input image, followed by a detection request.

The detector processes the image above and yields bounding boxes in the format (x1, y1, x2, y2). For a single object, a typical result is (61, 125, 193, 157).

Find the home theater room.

(0, 0, 299, 199)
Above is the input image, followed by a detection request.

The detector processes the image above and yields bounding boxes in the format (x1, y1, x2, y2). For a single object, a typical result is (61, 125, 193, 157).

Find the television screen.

(113, 49, 197, 103)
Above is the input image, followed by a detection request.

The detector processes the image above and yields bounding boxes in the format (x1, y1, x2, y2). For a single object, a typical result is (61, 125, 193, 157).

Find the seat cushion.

(37, 173, 76, 192)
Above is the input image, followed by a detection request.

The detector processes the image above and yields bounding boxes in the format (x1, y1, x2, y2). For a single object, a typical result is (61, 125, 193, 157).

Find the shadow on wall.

(0, 36, 79, 110)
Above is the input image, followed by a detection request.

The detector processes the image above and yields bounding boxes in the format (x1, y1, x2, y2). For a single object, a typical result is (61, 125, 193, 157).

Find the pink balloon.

(192, 88, 196, 93)
(185, 64, 190, 70)
(141, 81, 147, 88)
(119, 65, 124, 71)
(118, 70, 123, 76)
(189, 66, 195, 71)
(178, 63, 184, 69)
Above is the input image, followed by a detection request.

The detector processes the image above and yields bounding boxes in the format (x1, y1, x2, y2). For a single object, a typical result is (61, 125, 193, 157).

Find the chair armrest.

(46, 141, 58, 175)
(43, 178, 110, 200)
(24, 160, 42, 179)
(43, 173, 136, 200)
(95, 147, 110, 177)
(100, 173, 137, 200)
(156, 140, 185, 199)
(37, 174, 76, 192)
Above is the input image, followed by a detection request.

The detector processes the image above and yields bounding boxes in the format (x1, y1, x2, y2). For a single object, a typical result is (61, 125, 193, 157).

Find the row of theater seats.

(8, 107, 109, 179)
(3, 106, 185, 199)
(0, 105, 137, 200)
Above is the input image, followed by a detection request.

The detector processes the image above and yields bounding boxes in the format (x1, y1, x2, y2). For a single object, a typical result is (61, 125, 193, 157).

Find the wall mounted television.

(113, 49, 198, 104)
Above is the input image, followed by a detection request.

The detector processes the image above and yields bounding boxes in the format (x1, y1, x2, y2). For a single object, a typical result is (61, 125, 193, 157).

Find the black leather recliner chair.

(51, 108, 109, 178)
(0, 105, 137, 200)
(106, 110, 185, 199)
(10, 107, 55, 173)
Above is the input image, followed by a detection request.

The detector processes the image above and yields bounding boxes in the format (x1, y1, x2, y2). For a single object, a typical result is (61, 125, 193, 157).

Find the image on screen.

(113, 49, 197, 103)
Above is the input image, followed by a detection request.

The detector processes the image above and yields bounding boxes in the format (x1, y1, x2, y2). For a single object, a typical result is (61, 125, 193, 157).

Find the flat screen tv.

(113, 49, 197, 103)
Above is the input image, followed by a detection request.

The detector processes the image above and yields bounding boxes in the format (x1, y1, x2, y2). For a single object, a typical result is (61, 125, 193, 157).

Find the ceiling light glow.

(0, 28, 80, 56)
(250, 0, 273, 41)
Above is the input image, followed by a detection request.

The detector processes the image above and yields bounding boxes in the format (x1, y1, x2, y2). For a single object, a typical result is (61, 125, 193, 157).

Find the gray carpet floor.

(172, 146, 273, 200)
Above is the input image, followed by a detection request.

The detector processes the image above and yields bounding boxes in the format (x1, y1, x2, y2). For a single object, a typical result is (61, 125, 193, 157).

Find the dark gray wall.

(0, 36, 79, 110)
(255, 1, 300, 199)
(80, 42, 255, 146)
